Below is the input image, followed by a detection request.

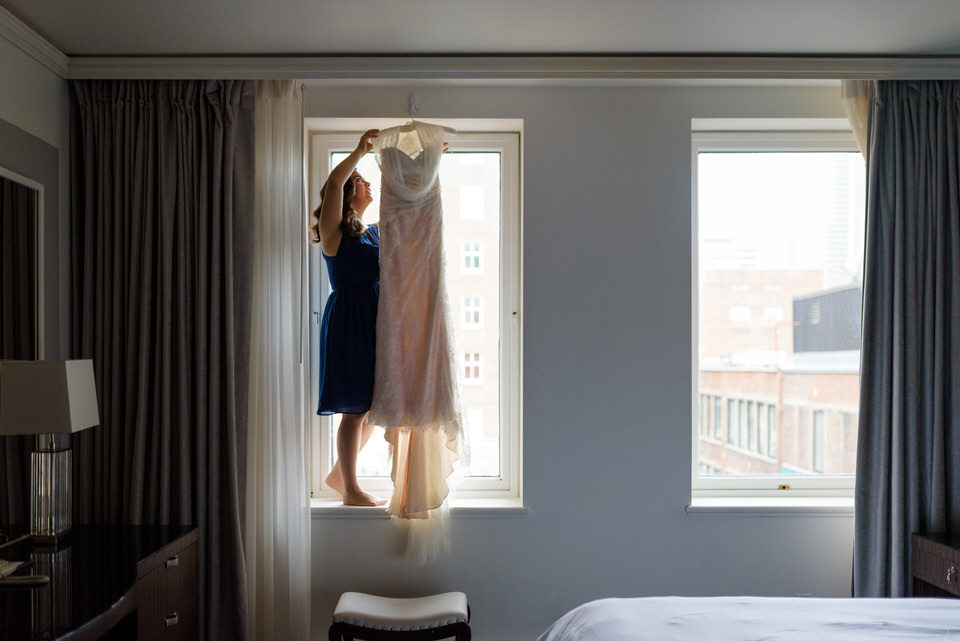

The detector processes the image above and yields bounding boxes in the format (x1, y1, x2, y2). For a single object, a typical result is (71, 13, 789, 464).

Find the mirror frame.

(0, 165, 44, 358)
(0, 117, 60, 360)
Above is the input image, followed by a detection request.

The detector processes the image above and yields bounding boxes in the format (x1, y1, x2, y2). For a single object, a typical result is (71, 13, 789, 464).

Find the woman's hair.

(309, 175, 366, 244)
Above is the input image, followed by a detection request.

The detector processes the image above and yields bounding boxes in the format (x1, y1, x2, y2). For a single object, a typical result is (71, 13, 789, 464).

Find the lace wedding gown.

(368, 121, 462, 530)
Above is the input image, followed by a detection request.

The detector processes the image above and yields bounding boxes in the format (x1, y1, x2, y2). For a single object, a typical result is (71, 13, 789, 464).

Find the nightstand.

(912, 533, 960, 598)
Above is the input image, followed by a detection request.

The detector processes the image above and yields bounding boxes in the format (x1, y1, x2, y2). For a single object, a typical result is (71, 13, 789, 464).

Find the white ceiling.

(3, 0, 960, 58)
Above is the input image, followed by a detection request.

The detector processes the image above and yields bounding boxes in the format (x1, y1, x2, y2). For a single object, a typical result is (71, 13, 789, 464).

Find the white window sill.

(685, 497, 854, 517)
(311, 496, 528, 519)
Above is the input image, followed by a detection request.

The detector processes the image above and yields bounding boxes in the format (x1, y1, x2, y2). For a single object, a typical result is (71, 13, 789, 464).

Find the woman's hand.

(357, 129, 379, 154)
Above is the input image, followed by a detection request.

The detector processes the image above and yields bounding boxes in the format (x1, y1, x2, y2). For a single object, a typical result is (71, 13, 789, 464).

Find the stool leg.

(328, 622, 351, 641)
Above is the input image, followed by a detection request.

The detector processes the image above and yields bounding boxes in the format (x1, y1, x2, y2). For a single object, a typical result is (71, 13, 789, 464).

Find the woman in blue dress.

(311, 129, 386, 506)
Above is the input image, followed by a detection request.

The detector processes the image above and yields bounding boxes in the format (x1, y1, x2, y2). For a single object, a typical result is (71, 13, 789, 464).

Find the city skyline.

(697, 150, 865, 478)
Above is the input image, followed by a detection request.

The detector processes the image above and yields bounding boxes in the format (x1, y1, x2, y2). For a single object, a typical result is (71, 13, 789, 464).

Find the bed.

(537, 596, 960, 641)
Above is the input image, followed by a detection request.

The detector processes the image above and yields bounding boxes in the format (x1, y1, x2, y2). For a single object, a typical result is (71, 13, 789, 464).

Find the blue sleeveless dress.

(317, 224, 380, 415)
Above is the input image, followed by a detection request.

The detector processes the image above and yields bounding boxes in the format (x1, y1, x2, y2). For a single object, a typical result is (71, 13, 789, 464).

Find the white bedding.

(537, 596, 960, 641)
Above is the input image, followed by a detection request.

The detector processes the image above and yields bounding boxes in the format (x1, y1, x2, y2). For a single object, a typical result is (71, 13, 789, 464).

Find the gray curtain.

(854, 80, 960, 597)
(0, 175, 38, 526)
(69, 80, 255, 641)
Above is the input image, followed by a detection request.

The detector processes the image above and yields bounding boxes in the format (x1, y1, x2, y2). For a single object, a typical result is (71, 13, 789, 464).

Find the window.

(738, 399, 747, 447)
(767, 405, 777, 458)
(462, 296, 483, 329)
(762, 306, 784, 322)
(699, 395, 708, 436)
(463, 352, 483, 385)
(464, 406, 497, 477)
(812, 410, 825, 473)
(758, 402, 769, 457)
(729, 306, 751, 322)
(307, 121, 521, 498)
(698, 396, 705, 435)
(459, 185, 485, 220)
(713, 397, 722, 440)
(461, 241, 483, 274)
(692, 122, 864, 498)
(727, 399, 738, 446)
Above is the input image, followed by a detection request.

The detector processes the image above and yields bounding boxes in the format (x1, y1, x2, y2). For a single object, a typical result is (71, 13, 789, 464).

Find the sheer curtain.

(852, 80, 960, 596)
(840, 80, 870, 158)
(244, 79, 311, 641)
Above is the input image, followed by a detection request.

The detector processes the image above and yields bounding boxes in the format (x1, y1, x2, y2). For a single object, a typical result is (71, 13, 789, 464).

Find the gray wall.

(0, 35, 70, 357)
(305, 83, 855, 641)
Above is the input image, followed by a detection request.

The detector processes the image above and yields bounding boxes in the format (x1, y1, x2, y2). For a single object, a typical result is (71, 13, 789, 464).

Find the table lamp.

(0, 360, 99, 543)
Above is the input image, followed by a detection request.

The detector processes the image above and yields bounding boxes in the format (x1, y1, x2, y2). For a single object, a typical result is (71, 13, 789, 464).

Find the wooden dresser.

(912, 533, 960, 598)
(136, 527, 199, 640)
(0, 525, 198, 640)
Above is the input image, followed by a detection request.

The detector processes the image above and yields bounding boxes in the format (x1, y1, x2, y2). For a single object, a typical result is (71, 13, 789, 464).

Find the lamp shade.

(0, 359, 99, 435)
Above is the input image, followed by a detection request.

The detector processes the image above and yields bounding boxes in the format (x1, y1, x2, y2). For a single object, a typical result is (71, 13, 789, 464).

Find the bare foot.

(325, 467, 343, 495)
(342, 489, 387, 507)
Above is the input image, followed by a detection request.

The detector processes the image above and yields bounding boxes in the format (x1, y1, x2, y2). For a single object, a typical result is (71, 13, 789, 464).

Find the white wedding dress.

(368, 121, 462, 545)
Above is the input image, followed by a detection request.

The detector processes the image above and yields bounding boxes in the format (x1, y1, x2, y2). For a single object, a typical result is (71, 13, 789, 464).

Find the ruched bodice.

(323, 224, 380, 290)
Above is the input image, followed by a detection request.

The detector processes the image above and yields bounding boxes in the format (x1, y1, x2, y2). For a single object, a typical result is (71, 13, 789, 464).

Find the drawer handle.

(164, 613, 179, 627)
(165, 555, 179, 568)
(947, 566, 957, 585)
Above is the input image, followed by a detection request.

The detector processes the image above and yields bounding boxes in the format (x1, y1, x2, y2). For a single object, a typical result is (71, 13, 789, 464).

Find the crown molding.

(0, 5, 67, 77)
(67, 54, 960, 81)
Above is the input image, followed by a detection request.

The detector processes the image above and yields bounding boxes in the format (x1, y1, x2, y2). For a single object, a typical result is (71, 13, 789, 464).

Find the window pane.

(758, 403, 768, 456)
(697, 151, 863, 478)
(727, 399, 737, 445)
(699, 396, 706, 435)
(706, 396, 714, 437)
(444, 154, 500, 477)
(738, 399, 747, 447)
(459, 185, 485, 219)
(812, 410, 825, 473)
(713, 397, 722, 440)
(325, 415, 391, 477)
(768, 405, 778, 458)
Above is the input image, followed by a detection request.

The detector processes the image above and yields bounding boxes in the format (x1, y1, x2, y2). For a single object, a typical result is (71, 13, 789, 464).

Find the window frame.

(306, 122, 522, 500)
(691, 123, 861, 499)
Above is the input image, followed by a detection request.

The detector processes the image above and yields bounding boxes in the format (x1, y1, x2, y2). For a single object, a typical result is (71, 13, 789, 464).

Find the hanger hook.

(408, 91, 420, 116)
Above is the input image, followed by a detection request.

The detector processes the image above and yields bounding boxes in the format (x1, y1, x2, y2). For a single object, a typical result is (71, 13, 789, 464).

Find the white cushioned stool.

(329, 591, 471, 641)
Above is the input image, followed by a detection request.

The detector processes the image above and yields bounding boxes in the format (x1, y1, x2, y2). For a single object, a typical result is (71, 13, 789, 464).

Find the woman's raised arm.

(317, 129, 378, 249)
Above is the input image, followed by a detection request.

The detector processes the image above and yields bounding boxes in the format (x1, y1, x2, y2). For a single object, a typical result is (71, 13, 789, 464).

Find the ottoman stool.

(329, 591, 471, 641)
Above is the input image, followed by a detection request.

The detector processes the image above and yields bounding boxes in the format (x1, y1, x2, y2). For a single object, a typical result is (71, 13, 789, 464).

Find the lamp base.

(30, 447, 72, 543)
(30, 529, 72, 547)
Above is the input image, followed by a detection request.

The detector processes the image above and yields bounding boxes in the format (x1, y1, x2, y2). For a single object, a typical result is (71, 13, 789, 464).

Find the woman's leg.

(325, 420, 375, 494)
(331, 413, 386, 506)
